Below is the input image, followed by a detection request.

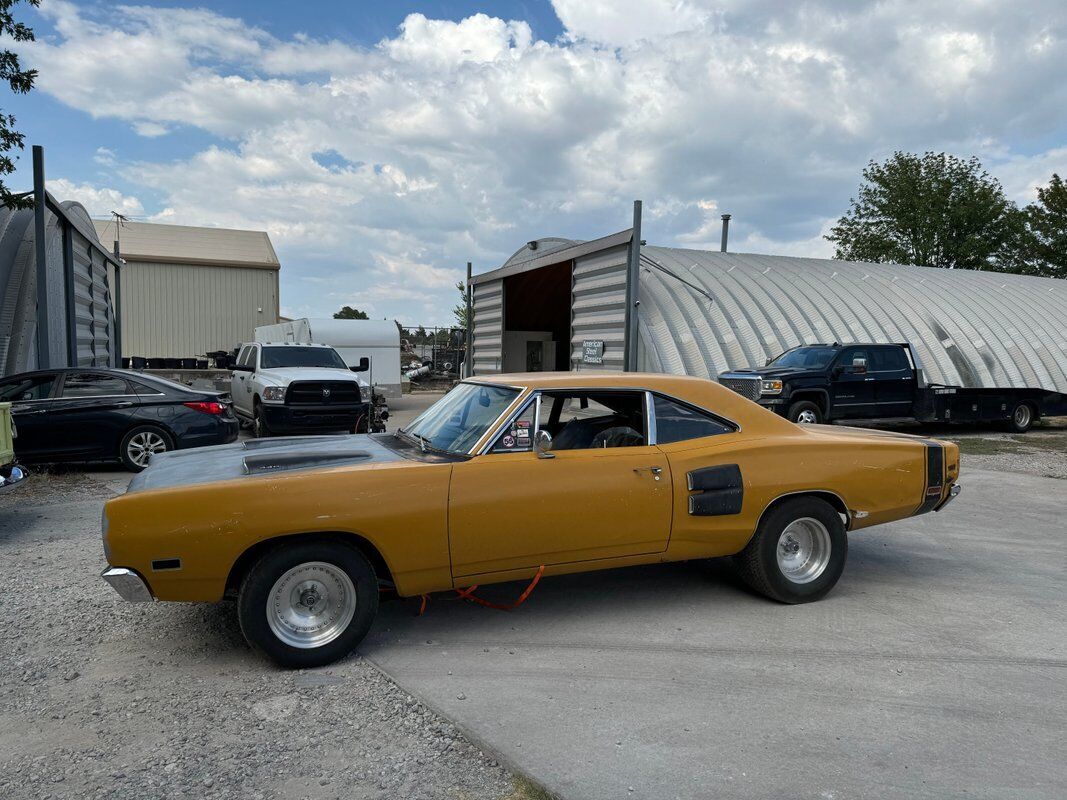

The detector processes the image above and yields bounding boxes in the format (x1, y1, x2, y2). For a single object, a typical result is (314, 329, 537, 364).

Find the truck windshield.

(261, 346, 348, 370)
(401, 382, 520, 454)
(769, 347, 838, 369)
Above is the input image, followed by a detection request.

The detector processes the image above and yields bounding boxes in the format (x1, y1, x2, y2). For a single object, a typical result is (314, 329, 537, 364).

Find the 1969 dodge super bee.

(101, 372, 961, 667)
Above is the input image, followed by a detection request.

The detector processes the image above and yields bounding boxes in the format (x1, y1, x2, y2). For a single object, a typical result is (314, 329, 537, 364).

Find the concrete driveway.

(365, 468, 1066, 800)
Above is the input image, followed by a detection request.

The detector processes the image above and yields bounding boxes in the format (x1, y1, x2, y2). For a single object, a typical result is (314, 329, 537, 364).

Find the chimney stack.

(720, 214, 731, 253)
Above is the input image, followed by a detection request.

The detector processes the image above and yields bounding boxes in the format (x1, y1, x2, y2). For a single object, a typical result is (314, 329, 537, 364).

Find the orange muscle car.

(101, 372, 961, 667)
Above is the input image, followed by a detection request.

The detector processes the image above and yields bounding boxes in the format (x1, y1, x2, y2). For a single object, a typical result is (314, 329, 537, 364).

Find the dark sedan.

(0, 368, 239, 471)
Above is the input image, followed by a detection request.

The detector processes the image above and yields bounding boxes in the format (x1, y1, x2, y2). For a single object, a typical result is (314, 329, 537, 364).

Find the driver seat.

(590, 426, 645, 448)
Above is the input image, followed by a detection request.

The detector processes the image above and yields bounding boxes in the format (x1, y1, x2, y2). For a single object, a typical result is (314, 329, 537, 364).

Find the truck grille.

(719, 376, 762, 402)
(285, 381, 362, 405)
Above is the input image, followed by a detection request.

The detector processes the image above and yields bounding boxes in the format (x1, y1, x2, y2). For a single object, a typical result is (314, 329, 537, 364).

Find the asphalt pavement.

(365, 468, 1066, 800)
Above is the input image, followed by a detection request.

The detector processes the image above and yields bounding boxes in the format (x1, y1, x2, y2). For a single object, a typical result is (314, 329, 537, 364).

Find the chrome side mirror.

(852, 356, 868, 374)
(534, 429, 554, 459)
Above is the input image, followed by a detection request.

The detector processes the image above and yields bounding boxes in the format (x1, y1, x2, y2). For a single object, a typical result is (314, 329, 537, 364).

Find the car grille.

(719, 376, 761, 401)
(285, 381, 362, 405)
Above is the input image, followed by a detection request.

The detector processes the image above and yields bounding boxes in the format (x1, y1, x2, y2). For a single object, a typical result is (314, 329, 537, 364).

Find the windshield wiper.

(396, 427, 432, 453)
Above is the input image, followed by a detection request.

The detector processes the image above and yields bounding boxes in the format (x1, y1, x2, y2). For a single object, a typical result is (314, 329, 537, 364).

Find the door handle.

(115, 401, 134, 408)
(634, 466, 664, 481)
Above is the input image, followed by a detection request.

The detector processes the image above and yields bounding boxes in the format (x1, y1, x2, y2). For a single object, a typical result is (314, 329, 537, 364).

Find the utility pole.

(465, 261, 473, 378)
(32, 145, 50, 369)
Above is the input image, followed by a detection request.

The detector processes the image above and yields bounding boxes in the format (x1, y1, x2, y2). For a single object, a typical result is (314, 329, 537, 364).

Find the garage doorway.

(501, 260, 571, 372)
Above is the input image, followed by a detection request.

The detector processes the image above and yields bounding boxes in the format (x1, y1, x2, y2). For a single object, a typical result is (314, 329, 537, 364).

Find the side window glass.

(0, 374, 56, 401)
(886, 348, 909, 371)
(490, 401, 534, 453)
(61, 373, 132, 397)
(236, 346, 249, 366)
(653, 396, 733, 444)
(545, 392, 646, 450)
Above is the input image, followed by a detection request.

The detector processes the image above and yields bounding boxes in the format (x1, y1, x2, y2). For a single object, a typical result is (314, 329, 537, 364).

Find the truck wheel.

(252, 403, 271, 438)
(238, 540, 379, 669)
(733, 497, 847, 604)
(1007, 401, 1034, 433)
(119, 425, 173, 472)
(787, 400, 823, 425)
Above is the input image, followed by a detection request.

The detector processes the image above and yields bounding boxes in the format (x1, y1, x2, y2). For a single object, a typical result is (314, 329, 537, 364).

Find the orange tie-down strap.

(417, 564, 546, 616)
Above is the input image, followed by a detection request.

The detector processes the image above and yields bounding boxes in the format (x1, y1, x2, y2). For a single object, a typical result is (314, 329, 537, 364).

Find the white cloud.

(21, 0, 1067, 323)
(47, 178, 145, 218)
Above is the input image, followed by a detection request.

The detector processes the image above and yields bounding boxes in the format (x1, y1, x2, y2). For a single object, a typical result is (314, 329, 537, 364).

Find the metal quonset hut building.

(469, 221, 1067, 395)
(0, 194, 118, 376)
(92, 219, 280, 360)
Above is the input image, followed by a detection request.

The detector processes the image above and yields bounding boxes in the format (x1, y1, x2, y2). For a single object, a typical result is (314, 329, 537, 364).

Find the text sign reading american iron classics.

(582, 340, 605, 365)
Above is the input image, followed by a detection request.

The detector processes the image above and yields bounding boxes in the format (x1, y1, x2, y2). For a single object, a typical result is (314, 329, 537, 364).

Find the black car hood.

(719, 366, 822, 380)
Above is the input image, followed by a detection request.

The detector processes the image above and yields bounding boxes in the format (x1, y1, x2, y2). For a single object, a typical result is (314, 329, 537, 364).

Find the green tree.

(0, 0, 39, 210)
(452, 280, 469, 328)
(333, 305, 369, 320)
(826, 152, 1021, 271)
(1015, 174, 1067, 279)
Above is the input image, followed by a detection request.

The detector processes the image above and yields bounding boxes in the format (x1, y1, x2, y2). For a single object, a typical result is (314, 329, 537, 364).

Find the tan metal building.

(92, 220, 280, 359)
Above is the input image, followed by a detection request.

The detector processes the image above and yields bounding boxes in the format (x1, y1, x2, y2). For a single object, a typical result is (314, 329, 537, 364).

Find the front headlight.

(262, 386, 286, 402)
(761, 379, 783, 395)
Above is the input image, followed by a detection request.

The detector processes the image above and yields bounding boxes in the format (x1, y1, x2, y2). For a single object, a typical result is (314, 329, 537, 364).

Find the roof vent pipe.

(527, 240, 538, 251)
(720, 214, 731, 253)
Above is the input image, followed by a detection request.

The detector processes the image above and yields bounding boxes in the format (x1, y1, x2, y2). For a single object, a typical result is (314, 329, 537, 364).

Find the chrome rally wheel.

(267, 561, 357, 649)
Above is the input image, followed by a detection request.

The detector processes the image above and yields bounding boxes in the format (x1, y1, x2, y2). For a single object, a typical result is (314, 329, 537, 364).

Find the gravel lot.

(0, 393, 543, 800)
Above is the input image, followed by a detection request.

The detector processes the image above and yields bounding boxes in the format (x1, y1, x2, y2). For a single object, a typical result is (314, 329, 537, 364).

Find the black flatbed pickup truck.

(718, 342, 1067, 432)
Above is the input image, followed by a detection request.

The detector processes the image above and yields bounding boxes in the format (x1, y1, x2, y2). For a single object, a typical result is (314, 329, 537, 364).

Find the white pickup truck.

(230, 342, 379, 437)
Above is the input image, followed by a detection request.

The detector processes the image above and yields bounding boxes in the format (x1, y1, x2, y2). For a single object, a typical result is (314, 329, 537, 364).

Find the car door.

(51, 372, 140, 458)
(232, 345, 256, 415)
(0, 372, 62, 459)
(447, 390, 672, 579)
(871, 346, 917, 417)
(653, 393, 757, 558)
(830, 347, 877, 418)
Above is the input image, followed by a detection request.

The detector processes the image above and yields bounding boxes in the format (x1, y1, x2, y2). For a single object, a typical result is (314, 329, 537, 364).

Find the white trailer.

(254, 318, 402, 399)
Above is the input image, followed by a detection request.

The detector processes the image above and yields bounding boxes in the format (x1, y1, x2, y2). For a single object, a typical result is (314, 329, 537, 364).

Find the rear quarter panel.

(104, 460, 453, 601)
(661, 429, 928, 559)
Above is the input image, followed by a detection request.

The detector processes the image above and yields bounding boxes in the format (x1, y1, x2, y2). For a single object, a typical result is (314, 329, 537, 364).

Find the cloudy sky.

(10, 0, 1066, 324)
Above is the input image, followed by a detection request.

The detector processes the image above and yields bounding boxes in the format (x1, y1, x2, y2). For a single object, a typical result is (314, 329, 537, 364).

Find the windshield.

(768, 346, 838, 370)
(261, 346, 348, 370)
(402, 382, 520, 454)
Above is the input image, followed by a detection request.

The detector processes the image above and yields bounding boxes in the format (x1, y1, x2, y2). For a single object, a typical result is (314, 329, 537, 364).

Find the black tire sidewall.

(119, 425, 173, 472)
(757, 498, 847, 603)
(788, 400, 823, 425)
(238, 540, 379, 669)
(253, 403, 270, 438)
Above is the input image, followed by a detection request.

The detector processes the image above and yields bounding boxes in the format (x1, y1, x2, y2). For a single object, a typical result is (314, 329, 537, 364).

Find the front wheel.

(733, 497, 847, 603)
(237, 540, 379, 668)
(787, 400, 823, 425)
(119, 425, 173, 472)
(252, 403, 271, 438)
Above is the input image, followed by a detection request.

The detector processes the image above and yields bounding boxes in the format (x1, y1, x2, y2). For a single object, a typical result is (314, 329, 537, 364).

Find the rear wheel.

(237, 540, 379, 668)
(1007, 401, 1035, 433)
(119, 425, 173, 472)
(734, 497, 847, 603)
(787, 400, 823, 425)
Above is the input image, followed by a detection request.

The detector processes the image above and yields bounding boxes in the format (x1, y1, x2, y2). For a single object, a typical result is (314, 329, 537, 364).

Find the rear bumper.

(934, 483, 961, 512)
(262, 402, 369, 433)
(178, 417, 240, 449)
(101, 567, 154, 602)
(0, 462, 28, 492)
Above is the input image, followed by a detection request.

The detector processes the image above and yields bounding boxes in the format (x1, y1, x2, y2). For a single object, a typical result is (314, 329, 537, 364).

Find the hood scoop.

(243, 450, 373, 475)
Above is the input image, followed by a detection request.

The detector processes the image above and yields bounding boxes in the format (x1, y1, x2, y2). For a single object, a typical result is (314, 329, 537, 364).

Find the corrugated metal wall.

(118, 261, 278, 358)
(0, 199, 115, 375)
(471, 279, 504, 374)
(571, 244, 628, 371)
(638, 247, 1067, 393)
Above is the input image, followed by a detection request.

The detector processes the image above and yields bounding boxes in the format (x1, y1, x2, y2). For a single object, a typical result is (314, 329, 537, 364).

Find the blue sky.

(10, 0, 1066, 324)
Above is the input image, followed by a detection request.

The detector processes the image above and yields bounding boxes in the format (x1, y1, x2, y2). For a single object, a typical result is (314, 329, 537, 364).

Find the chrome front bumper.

(934, 483, 962, 512)
(101, 567, 154, 602)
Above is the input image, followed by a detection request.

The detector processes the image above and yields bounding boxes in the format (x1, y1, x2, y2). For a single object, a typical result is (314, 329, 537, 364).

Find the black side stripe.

(916, 441, 945, 515)
(687, 464, 743, 516)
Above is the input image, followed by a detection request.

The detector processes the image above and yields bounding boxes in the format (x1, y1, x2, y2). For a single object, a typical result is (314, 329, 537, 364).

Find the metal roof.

(91, 219, 280, 270)
(637, 247, 1067, 393)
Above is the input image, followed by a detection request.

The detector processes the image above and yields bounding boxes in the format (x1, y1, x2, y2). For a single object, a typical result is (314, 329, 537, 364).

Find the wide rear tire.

(734, 497, 847, 603)
(238, 540, 379, 668)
